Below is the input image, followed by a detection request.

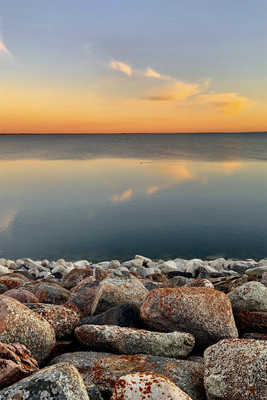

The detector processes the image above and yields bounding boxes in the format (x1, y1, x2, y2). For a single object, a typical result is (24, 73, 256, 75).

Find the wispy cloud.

(109, 61, 132, 76)
(197, 92, 254, 115)
(112, 188, 133, 203)
(146, 80, 202, 102)
(142, 68, 170, 80)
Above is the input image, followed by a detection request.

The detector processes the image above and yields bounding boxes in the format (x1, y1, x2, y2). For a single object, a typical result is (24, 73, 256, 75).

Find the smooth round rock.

(110, 372, 193, 399)
(3, 288, 39, 304)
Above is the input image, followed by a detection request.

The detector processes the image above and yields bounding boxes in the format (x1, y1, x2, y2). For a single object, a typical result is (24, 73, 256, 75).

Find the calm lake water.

(0, 133, 266, 262)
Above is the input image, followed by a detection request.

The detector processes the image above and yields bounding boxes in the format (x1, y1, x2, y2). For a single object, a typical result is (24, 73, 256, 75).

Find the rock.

(158, 260, 178, 274)
(0, 284, 8, 294)
(0, 266, 11, 275)
(162, 276, 189, 287)
(27, 303, 80, 339)
(0, 362, 89, 399)
(245, 266, 267, 277)
(94, 267, 110, 280)
(135, 266, 156, 277)
(0, 295, 56, 363)
(140, 288, 238, 350)
(49, 352, 205, 400)
(204, 339, 267, 400)
(3, 288, 39, 304)
(80, 303, 142, 328)
(234, 311, 267, 334)
(108, 260, 121, 269)
(150, 273, 168, 282)
(228, 281, 267, 313)
(74, 260, 90, 268)
(0, 276, 25, 290)
(242, 332, 267, 340)
(91, 271, 148, 315)
(41, 259, 50, 267)
(144, 281, 161, 291)
(262, 271, 267, 280)
(75, 325, 195, 357)
(185, 279, 214, 288)
(62, 267, 93, 290)
(57, 258, 66, 266)
(122, 259, 144, 269)
(135, 255, 152, 265)
(70, 277, 99, 317)
(26, 282, 71, 304)
(0, 342, 39, 390)
(231, 261, 253, 274)
(110, 372, 193, 400)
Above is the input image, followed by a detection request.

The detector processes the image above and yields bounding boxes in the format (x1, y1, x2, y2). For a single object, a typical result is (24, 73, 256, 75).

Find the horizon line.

(1, 131, 267, 136)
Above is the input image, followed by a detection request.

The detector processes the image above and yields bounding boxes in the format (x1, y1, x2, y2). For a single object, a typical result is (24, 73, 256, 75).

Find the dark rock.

(0, 284, 8, 294)
(234, 311, 267, 334)
(62, 268, 93, 290)
(26, 282, 71, 304)
(80, 303, 142, 328)
(167, 271, 193, 279)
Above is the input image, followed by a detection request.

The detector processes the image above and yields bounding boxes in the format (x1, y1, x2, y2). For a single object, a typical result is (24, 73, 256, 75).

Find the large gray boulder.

(0, 295, 56, 363)
(228, 281, 267, 313)
(75, 324, 195, 357)
(0, 362, 89, 399)
(204, 339, 267, 400)
(49, 351, 205, 399)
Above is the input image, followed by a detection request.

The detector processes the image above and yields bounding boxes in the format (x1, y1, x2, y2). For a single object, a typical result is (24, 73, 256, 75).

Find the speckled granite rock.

(110, 372, 193, 399)
(62, 267, 93, 290)
(0, 276, 25, 290)
(0, 342, 39, 390)
(25, 282, 71, 304)
(204, 339, 267, 400)
(3, 288, 39, 304)
(91, 271, 148, 315)
(0, 362, 89, 400)
(49, 351, 205, 400)
(75, 324, 195, 357)
(140, 288, 238, 350)
(0, 295, 56, 363)
(228, 281, 267, 313)
(26, 303, 80, 339)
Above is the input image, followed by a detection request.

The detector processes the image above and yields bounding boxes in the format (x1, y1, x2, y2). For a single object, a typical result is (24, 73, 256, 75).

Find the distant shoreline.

(0, 131, 267, 136)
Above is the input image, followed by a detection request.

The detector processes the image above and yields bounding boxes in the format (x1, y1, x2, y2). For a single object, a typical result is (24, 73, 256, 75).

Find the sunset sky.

(0, 0, 266, 133)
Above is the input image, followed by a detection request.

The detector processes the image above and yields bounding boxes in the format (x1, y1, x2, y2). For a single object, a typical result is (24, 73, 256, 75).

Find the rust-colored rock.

(204, 339, 267, 400)
(140, 287, 238, 350)
(234, 311, 267, 334)
(49, 351, 205, 400)
(27, 303, 80, 339)
(0, 341, 39, 390)
(0, 276, 25, 290)
(25, 282, 71, 304)
(110, 372, 193, 399)
(62, 268, 93, 290)
(0, 295, 56, 363)
(3, 288, 39, 304)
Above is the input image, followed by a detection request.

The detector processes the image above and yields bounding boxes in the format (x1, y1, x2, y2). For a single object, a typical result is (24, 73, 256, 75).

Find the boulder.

(0, 295, 56, 363)
(26, 282, 71, 304)
(228, 281, 267, 313)
(245, 266, 267, 277)
(49, 351, 205, 400)
(0, 276, 25, 290)
(3, 288, 39, 304)
(91, 271, 148, 315)
(204, 339, 267, 400)
(135, 254, 152, 265)
(62, 268, 93, 290)
(0, 362, 89, 399)
(0, 266, 10, 275)
(27, 303, 80, 339)
(110, 372, 193, 399)
(234, 311, 267, 334)
(75, 325, 195, 357)
(140, 288, 238, 350)
(0, 342, 39, 390)
(0, 284, 8, 294)
(80, 303, 142, 328)
(158, 260, 178, 274)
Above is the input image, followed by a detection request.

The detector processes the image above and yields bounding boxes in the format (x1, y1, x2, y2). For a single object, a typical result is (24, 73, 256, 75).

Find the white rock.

(135, 254, 152, 265)
(51, 265, 65, 275)
(158, 260, 178, 274)
(122, 259, 143, 269)
(74, 260, 90, 269)
(0, 265, 11, 274)
(110, 372, 193, 400)
(57, 258, 66, 266)
(16, 259, 25, 267)
(37, 271, 51, 279)
(63, 266, 74, 276)
(0, 258, 7, 267)
(108, 260, 121, 269)
(9, 262, 20, 270)
(5, 260, 15, 268)
(209, 258, 227, 270)
(41, 259, 50, 267)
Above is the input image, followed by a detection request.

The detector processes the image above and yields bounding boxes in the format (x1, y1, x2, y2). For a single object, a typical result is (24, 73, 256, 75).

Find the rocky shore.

(0, 255, 266, 399)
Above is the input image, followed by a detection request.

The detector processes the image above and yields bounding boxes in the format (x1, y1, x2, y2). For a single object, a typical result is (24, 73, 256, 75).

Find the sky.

(0, 0, 266, 133)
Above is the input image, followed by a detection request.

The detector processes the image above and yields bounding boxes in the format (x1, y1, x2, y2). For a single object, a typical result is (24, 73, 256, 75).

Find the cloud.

(112, 188, 133, 203)
(197, 93, 253, 115)
(109, 61, 132, 76)
(146, 185, 160, 195)
(146, 80, 201, 102)
(142, 68, 170, 80)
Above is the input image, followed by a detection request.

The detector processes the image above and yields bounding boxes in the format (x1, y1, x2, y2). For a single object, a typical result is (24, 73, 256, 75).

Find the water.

(0, 133, 266, 262)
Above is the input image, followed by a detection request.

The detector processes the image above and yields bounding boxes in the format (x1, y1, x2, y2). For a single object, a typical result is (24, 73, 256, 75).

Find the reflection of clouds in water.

(112, 189, 133, 203)
(221, 161, 243, 174)
(146, 185, 160, 195)
(0, 209, 16, 231)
